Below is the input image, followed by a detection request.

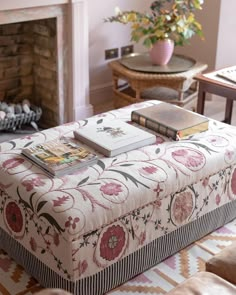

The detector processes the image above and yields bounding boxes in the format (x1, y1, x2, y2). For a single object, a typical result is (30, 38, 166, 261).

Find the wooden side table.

(195, 71, 236, 124)
(109, 54, 208, 110)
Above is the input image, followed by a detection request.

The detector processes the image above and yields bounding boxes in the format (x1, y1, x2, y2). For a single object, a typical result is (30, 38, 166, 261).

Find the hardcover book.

(73, 120, 156, 157)
(22, 137, 98, 177)
(131, 103, 209, 141)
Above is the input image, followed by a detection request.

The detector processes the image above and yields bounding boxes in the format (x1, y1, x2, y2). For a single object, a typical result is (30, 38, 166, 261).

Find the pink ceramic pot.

(149, 39, 174, 66)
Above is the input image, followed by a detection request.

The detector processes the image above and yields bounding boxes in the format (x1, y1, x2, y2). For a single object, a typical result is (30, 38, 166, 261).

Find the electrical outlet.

(105, 48, 119, 60)
(121, 45, 134, 56)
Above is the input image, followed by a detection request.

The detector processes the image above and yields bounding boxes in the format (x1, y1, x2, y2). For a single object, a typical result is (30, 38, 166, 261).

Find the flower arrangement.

(105, 0, 204, 49)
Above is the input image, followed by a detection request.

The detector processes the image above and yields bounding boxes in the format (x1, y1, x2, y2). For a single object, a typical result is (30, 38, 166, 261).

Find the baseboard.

(90, 82, 113, 106)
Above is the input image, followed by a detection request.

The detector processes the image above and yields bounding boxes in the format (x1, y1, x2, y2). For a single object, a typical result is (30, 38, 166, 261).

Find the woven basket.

(0, 105, 42, 131)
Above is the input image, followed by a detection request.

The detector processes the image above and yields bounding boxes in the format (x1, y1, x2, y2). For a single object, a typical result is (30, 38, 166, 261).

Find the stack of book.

(22, 120, 156, 176)
(22, 102, 209, 177)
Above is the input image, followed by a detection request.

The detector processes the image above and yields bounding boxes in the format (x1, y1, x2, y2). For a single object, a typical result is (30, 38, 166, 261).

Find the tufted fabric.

(35, 289, 72, 295)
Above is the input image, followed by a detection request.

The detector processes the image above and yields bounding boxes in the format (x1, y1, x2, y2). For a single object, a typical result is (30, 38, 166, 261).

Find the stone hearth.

(0, 1, 93, 128)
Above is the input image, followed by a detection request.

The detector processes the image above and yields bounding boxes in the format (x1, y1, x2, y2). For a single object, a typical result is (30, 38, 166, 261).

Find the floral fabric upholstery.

(0, 100, 236, 286)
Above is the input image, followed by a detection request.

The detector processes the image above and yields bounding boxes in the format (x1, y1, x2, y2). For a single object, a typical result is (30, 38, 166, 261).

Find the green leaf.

(8, 141, 16, 149)
(188, 141, 218, 154)
(37, 200, 47, 213)
(39, 212, 65, 233)
(97, 119, 103, 124)
(17, 187, 33, 211)
(143, 37, 153, 48)
(109, 169, 150, 188)
(77, 176, 89, 186)
(24, 141, 34, 148)
(97, 160, 105, 170)
(81, 119, 88, 126)
(155, 148, 161, 154)
(29, 192, 37, 211)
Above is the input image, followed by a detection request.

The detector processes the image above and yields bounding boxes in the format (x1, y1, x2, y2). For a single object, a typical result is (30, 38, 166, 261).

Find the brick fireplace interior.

(0, 2, 93, 130)
(0, 19, 58, 128)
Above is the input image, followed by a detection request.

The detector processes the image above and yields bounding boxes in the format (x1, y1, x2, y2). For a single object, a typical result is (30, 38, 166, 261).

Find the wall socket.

(121, 45, 134, 56)
(105, 48, 119, 60)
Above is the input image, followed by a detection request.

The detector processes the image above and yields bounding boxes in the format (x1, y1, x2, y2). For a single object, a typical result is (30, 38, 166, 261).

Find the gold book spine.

(131, 112, 178, 140)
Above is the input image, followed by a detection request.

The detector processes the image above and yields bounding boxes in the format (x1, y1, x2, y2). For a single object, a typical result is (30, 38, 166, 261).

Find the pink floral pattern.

(30, 237, 37, 252)
(65, 216, 80, 230)
(100, 183, 122, 196)
(5, 202, 23, 233)
(225, 149, 234, 163)
(140, 166, 158, 175)
(171, 148, 206, 171)
(206, 135, 228, 147)
(172, 191, 194, 225)
(0, 100, 235, 282)
(216, 194, 221, 205)
(76, 260, 88, 276)
(22, 177, 45, 192)
(2, 158, 24, 170)
(100, 225, 126, 261)
(231, 168, 236, 196)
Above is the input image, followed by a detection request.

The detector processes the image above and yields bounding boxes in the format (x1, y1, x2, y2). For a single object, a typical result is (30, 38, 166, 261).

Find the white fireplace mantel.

(0, 0, 93, 124)
(0, 1, 71, 12)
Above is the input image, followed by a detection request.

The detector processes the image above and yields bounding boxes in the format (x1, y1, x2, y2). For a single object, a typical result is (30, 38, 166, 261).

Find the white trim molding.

(0, 0, 93, 124)
(68, 0, 93, 121)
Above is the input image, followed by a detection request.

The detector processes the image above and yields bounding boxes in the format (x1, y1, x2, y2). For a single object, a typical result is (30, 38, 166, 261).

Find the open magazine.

(216, 66, 236, 84)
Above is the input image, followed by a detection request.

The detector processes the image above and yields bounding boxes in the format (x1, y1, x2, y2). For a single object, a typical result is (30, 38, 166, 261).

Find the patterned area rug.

(1, 218, 236, 295)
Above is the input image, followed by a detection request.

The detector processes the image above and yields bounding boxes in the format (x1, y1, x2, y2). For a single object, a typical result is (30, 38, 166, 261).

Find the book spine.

(131, 112, 178, 140)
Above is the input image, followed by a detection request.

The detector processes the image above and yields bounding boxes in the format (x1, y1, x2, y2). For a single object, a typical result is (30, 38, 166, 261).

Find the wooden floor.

(0, 96, 235, 143)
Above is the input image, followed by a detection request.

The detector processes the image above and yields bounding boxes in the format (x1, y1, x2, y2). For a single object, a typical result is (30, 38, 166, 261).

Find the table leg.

(135, 88, 141, 100)
(197, 83, 206, 115)
(224, 98, 233, 124)
(113, 76, 119, 90)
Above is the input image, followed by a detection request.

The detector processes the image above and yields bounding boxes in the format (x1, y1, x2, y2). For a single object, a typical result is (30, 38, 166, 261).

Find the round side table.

(109, 54, 208, 110)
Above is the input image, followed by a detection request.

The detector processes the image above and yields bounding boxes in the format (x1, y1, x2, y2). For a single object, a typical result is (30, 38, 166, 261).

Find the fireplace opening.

(0, 18, 58, 129)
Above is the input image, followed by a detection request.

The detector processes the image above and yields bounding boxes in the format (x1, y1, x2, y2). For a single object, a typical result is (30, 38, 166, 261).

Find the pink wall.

(88, 0, 152, 104)
(175, 0, 221, 72)
(88, 0, 236, 107)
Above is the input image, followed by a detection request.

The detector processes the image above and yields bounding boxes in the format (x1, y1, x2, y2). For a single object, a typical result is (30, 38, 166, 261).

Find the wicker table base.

(115, 85, 198, 111)
(109, 57, 208, 111)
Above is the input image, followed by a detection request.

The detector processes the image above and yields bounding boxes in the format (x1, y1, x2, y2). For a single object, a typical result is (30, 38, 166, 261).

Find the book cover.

(216, 66, 236, 84)
(22, 137, 98, 177)
(131, 103, 209, 140)
(73, 120, 156, 157)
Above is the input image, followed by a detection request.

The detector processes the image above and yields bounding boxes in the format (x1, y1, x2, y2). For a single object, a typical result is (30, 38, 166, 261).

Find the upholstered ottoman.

(35, 289, 72, 295)
(166, 272, 236, 295)
(206, 242, 236, 284)
(0, 100, 236, 294)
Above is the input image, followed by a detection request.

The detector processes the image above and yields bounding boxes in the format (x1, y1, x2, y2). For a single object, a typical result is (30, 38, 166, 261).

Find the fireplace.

(0, 1, 93, 128)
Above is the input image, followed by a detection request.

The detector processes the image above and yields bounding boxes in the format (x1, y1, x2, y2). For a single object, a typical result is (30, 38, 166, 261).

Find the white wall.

(215, 0, 236, 68)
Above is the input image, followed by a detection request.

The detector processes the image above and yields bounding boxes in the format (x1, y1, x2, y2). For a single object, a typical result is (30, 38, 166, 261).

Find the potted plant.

(105, 0, 204, 65)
